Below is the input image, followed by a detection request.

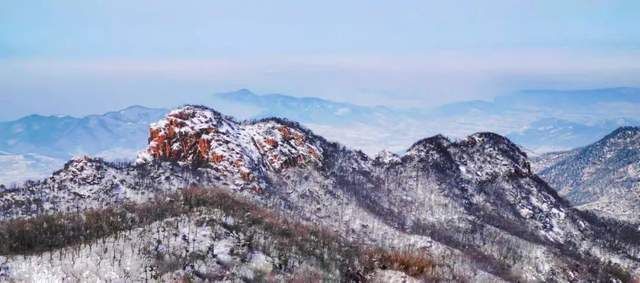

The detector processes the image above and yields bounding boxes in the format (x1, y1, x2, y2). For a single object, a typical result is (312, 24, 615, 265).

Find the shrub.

(363, 249, 434, 277)
(0, 186, 440, 281)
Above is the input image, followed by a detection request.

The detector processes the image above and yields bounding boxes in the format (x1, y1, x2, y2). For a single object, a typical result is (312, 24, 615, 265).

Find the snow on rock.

(0, 212, 283, 282)
(373, 149, 401, 165)
(449, 132, 532, 182)
(139, 105, 323, 190)
(400, 132, 575, 242)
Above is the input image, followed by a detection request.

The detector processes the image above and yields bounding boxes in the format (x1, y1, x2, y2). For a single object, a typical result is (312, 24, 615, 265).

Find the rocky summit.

(138, 106, 323, 190)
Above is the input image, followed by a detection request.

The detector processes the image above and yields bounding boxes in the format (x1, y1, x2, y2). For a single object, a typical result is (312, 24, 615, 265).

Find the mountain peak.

(141, 105, 236, 164)
(215, 89, 258, 100)
(138, 106, 324, 189)
(169, 104, 228, 121)
(48, 156, 111, 186)
(234, 88, 255, 95)
(405, 132, 532, 180)
(59, 156, 108, 173)
(121, 105, 152, 111)
(456, 132, 532, 178)
(465, 132, 527, 155)
(605, 126, 640, 139)
(409, 134, 451, 150)
(590, 126, 640, 151)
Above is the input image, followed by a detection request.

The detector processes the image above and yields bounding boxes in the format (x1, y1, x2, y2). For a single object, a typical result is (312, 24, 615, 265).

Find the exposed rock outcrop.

(139, 106, 323, 189)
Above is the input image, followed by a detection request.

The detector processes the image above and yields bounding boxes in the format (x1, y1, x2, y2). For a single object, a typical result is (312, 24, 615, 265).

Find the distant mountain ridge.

(3, 87, 638, 158)
(507, 118, 639, 152)
(209, 89, 426, 155)
(0, 105, 168, 159)
(497, 87, 640, 113)
(0, 106, 168, 185)
(210, 88, 640, 153)
(212, 88, 398, 124)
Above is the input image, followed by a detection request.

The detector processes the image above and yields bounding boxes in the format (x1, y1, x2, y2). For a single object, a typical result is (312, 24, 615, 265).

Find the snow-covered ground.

(0, 212, 290, 282)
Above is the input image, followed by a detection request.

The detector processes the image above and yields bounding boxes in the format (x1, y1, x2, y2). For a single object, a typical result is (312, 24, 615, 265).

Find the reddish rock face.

(277, 126, 305, 146)
(139, 106, 324, 189)
(265, 138, 279, 148)
(253, 124, 323, 171)
(147, 109, 219, 165)
(198, 138, 210, 158)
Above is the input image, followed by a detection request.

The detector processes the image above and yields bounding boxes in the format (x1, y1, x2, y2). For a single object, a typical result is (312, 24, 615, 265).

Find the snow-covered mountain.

(0, 105, 167, 159)
(2, 106, 639, 281)
(0, 106, 168, 185)
(533, 126, 640, 223)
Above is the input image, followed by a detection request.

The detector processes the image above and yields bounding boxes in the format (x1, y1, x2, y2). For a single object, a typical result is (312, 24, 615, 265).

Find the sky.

(1, 0, 640, 120)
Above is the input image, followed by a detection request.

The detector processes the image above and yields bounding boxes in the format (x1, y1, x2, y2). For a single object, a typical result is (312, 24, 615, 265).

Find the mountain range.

(0, 106, 167, 184)
(1, 87, 638, 186)
(0, 105, 167, 159)
(1, 105, 639, 281)
(208, 87, 640, 153)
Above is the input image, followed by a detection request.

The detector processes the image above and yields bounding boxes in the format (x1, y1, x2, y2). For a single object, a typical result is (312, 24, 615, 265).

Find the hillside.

(533, 127, 640, 223)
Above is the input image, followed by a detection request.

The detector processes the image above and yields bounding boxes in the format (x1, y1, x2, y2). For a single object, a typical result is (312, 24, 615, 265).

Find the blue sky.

(1, 1, 640, 120)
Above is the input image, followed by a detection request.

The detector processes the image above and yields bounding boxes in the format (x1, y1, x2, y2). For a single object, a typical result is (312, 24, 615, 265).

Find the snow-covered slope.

(1, 106, 639, 281)
(533, 127, 640, 223)
(0, 105, 167, 159)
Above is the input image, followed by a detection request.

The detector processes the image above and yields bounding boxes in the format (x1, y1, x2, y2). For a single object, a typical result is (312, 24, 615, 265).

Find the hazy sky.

(1, 1, 640, 120)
